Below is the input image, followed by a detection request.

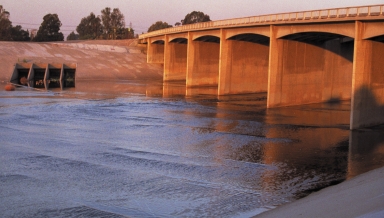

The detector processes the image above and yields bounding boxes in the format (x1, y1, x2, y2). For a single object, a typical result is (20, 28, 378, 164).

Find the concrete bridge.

(139, 5, 384, 130)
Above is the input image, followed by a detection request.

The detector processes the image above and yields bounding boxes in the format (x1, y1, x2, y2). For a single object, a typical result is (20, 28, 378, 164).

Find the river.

(1, 80, 384, 217)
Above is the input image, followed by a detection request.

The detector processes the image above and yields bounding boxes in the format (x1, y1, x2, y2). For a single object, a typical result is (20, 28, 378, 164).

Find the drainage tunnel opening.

(16, 69, 29, 85)
(34, 69, 46, 88)
(63, 69, 75, 88)
(48, 69, 61, 88)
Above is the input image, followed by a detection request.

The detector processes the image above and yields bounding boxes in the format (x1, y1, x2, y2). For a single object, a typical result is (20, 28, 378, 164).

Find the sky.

(2, 0, 383, 38)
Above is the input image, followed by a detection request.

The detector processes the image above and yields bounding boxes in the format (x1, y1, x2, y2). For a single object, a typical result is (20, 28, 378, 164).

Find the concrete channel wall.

(0, 41, 163, 83)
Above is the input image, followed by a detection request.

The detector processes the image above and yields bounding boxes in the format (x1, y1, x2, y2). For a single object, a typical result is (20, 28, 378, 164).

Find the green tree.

(34, 13, 64, 42)
(101, 7, 125, 39)
(182, 11, 211, 25)
(0, 5, 12, 41)
(66, 31, 79, 41)
(11, 25, 30, 41)
(76, 12, 102, 39)
(147, 21, 172, 32)
(115, 27, 134, 39)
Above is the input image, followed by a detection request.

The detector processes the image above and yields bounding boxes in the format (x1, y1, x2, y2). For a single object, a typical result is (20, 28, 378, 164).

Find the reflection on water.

(1, 81, 384, 217)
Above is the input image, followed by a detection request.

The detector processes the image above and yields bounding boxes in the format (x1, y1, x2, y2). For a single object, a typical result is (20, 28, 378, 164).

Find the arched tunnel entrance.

(187, 35, 221, 87)
(219, 33, 270, 95)
(268, 31, 355, 107)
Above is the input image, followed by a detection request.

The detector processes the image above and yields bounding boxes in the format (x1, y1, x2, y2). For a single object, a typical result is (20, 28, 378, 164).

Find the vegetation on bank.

(0, 5, 135, 42)
(0, 5, 30, 41)
(147, 11, 211, 32)
(69, 7, 134, 41)
(0, 4, 211, 42)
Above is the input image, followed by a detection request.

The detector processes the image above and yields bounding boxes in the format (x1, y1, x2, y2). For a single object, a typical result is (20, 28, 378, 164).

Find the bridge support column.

(164, 37, 188, 81)
(350, 21, 384, 129)
(147, 38, 164, 64)
(219, 31, 269, 95)
(186, 33, 220, 87)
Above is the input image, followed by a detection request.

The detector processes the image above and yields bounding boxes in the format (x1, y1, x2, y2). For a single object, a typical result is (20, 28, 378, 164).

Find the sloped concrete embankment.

(0, 40, 162, 82)
(256, 166, 384, 217)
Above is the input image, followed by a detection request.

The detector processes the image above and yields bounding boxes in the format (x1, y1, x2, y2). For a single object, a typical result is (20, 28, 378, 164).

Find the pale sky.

(2, 0, 383, 37)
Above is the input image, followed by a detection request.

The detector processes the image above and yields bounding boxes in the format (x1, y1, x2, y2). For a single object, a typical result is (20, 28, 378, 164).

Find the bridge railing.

(139, 5, 384, 39)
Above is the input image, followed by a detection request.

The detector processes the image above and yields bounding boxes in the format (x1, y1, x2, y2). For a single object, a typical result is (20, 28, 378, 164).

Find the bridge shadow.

(352, 85, 384, 129)
(348, 127, 384, 178)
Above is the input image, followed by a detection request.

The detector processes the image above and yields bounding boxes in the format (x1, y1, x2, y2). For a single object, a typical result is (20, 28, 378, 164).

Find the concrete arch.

(168, 33, 188, 43)
(276, 23, 355, 39)
(280, 31, 354, 62)
(194, 35, 220, 43)
(170, 38, 188, 44)
(281, 31, 353, 44)
(192, 30, 221, 40)
(152, 40, 165, 45)
(368, 35, 384, 43)
(228, 33, 270, 45)
(268, 24, 355, 110)
(149, 35, 165, 44)
(362, 22, 384, 40)
(225, 26, 270, 39)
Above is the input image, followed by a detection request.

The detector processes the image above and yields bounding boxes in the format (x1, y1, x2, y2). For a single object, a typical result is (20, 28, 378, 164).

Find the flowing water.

(1, 81, 384, 217)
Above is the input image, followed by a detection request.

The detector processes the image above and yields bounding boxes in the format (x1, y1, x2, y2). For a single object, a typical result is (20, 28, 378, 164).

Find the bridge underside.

(219, 33, 270, 95)
(164, 38, 188, 81)
(144, 21, 384, 129)
(187, 34, 220, 87)
(268, 31, 354, 107)
(147, 38, 165, 64)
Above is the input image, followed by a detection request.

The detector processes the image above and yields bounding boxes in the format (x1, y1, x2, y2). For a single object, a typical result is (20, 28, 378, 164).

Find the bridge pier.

(186, 33, 220, 87)
(164, 36, 188, 81)
(142, 5, 384, 129)
(350, 21, 384, 129)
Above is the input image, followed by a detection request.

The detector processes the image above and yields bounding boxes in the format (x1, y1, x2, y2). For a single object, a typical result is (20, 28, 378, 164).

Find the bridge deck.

(140, 4, 384, 39)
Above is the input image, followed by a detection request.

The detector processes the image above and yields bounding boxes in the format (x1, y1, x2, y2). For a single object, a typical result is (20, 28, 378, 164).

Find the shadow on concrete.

(282, 32, 354, 62)
(325, 97, 343, 104)
(352, 85, 384, 129)
(348, 126, 384, 178)
(228, 33, 270, 46)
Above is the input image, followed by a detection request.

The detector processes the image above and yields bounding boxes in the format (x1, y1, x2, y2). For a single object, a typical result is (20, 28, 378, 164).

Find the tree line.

(0, 5, 30, 41)
(147, 11, 211, 32)
(0, 5, 211, 41)
(68, 7, 134, 41)
(0, 5, 135, 42)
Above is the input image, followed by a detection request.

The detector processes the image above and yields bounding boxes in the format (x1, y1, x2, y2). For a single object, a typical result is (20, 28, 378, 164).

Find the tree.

(147, 21, 172, 32)
(76, 12, 102, 40)
(182, 11, 211, 25)
(115, 27, 134, 39)
(34, 14, 64, 42)
(66, 31, 79, 41)
(0, 5, 12, 41)
(11, 25, 30, 41)
(0, 6, 30, 41)
(101, 7, 125, 39)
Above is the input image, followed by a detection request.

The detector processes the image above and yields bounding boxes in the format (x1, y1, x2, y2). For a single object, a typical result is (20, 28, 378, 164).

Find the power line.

(12, 21, 78, 27)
